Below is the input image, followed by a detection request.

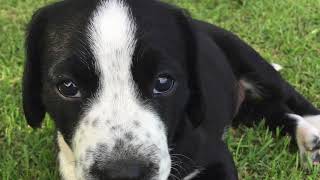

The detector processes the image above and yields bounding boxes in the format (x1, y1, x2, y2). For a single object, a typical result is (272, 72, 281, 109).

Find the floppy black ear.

(181, 18, 240, 132)
(22, 8, 49, 128)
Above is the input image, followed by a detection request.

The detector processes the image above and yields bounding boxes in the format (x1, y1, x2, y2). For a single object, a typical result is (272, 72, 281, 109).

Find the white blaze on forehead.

(70, 1, 171, 180)
(88, 0, 136, 86)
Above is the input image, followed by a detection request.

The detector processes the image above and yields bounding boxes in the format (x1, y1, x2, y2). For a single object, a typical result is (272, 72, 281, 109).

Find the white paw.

(288, 114, 320, 166)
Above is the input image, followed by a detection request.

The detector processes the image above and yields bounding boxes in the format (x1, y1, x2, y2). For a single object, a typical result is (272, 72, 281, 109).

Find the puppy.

(22, 0, 320, 179)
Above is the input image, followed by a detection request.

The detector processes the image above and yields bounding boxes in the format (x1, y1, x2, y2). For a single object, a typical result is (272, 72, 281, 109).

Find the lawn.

(0, 0, 319, 179)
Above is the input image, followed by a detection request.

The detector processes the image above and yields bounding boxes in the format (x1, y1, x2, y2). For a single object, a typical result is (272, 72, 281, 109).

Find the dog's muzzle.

(66, 100, 171, 180)
(85, 142, 159, 180)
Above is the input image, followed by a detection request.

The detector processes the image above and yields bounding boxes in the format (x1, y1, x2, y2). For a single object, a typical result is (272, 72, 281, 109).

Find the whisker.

(169, 173, 180, 180)
(171, 165, 182, 177)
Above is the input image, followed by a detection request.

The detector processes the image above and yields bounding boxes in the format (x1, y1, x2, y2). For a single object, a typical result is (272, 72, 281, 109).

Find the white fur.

(303, 115, 320, 130)
(68, 1, 171, 179)
(287, 114, 320, 164)
(183, 169, 201, 180)
(271, 63, 283, 71)
(57, 132, 76, 180)
(288, 114, 319, 149)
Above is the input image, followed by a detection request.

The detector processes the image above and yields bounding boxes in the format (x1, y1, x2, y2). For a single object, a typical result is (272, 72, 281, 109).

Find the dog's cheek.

(156, 85, 190, 140)
(42, 87, 83, 143)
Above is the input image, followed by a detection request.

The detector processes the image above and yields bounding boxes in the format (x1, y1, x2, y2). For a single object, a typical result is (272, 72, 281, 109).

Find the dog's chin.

(57, 132, 171, 180)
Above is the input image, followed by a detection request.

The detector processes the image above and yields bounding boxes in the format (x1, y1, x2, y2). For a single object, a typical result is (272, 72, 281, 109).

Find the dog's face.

(24, 0, 194, 179)
(23, 0, 239, 179)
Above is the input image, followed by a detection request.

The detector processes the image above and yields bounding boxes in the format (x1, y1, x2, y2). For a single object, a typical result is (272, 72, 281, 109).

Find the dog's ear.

(178, 17, 239, 131)
(22, 8, 49, 128)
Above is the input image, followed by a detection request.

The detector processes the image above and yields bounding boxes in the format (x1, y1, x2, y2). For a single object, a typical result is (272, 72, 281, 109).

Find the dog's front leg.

(191, 142, 238, 180)
(173, 127, 238, 180)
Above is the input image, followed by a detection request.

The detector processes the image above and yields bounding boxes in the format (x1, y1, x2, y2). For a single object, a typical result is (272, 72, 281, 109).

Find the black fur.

(23, 0, 320, 179)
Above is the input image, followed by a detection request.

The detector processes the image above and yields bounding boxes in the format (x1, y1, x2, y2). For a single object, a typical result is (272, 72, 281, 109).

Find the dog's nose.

(90, 159, 153, 180)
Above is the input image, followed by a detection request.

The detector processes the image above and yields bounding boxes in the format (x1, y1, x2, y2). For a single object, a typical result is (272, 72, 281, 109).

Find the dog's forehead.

(44, 0, 186, 69)
(89, 0, 136, 51)
(88, 0, 136, 67)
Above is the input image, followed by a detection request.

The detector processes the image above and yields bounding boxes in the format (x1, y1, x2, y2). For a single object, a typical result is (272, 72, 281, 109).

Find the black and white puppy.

(22, 0, 320, 179)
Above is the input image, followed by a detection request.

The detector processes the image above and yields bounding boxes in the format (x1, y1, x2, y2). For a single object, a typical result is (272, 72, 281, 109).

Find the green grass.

(0, 0, 319, 179)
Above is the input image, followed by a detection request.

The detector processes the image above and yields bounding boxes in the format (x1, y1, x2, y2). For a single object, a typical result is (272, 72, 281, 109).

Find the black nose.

(90, 159, 153, 180)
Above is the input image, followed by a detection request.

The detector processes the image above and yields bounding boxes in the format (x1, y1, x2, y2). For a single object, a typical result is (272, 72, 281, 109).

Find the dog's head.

(23, 0, 239, 179)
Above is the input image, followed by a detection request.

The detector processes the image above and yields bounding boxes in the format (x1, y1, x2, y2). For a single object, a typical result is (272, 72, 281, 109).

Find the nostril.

(109, 161, 147, 179)
(122, 164, 143, 178)
(90, 159, 153, 180)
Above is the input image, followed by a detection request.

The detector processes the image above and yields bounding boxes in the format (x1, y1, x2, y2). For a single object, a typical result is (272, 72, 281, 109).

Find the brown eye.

(57, 80, 81, 98)
(153, 74, 175, 95)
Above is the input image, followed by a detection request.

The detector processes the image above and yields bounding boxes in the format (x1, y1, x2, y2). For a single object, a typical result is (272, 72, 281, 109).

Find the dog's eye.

(57, 80, 81, 98)
(153, 74, 175, 95)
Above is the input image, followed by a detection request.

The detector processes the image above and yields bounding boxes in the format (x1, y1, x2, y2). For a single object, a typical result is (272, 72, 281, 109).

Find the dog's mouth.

(57, 132, 171, 180)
